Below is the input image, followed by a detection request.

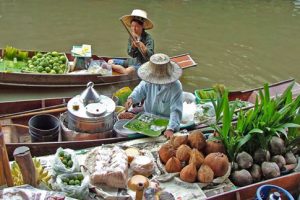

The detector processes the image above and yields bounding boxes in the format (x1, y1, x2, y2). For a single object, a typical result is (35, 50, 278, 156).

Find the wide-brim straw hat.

(138, 53, 182, 84)
(121, 9, 153, 30)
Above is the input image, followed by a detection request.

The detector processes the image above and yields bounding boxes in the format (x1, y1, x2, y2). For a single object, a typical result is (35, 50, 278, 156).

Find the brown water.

(0, 0, 300, 101)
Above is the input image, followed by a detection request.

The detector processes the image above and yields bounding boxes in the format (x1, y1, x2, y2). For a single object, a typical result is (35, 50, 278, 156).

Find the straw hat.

(138, 53, 182, 84)
(121, 9, 153, 30)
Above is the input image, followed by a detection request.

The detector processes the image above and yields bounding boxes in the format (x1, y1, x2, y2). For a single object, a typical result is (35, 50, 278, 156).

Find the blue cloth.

(129, 80, 183, 131)
(113, 59, 125, 66)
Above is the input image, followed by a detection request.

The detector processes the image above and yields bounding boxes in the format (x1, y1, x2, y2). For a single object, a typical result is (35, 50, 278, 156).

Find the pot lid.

(86, 103, 106, 116)
(80, 82, 101, 106)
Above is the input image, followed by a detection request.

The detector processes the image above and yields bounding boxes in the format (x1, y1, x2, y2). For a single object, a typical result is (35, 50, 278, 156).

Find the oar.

(120, 18, 148, 61)
(0, 103, 67, 119)
(1, 107, 67, 120)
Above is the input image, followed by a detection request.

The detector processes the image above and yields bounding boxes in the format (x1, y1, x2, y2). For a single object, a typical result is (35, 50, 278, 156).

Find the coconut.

(285, 151, 297, 164)
(170, 135, 188, 149)
(204, 140, 226, 155)
(236, 151, 253, 169)
(188, 149, 204, 169)
(159, 143, 176, 164)
(269, 136, 286, 155)
(271, 155, 286, 169)
(188, 130, 206, 151)
(250, 164, 262, 182)
(231, 169, 253, 187)
(254, 148, 270, 164)
(203, 152, 229, 177)
(176, 144, 192, 162)
(180, 163, 197, 183)
(197, 164, 214, 183)
(165, 157, 182, 173)
(261, 162, 280, 179)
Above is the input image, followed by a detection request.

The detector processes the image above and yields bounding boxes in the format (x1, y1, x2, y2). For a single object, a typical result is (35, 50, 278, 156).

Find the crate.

(194, 88, 217, 104)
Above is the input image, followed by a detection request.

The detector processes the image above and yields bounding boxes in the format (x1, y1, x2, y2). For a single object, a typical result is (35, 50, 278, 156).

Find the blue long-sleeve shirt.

(129, 80, 183, 131)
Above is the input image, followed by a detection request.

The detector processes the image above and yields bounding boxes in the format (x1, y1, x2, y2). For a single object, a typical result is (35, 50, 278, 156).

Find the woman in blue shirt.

(125, 53, 183, 138)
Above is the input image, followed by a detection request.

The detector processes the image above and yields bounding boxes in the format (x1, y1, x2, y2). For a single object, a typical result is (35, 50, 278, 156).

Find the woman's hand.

(164, 129, 174, 139)
(125, 98, 133, 110)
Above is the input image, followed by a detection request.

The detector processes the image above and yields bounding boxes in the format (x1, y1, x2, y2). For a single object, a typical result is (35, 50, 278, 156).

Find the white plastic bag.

(52, 148, 80, 175)
(88, 60, 112, 75)
(56, 172, 89, 199)
(181, 102, 197, 124)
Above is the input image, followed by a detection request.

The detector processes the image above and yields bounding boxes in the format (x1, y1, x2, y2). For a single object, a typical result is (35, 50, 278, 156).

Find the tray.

(123, 112, 169, 137)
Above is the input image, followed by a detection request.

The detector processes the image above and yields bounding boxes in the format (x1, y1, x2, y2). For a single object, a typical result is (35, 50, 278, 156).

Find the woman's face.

(131, 21, 143, 36)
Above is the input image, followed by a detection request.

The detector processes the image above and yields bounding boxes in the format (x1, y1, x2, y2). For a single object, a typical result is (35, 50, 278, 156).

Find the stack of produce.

(158, 130, 230, 183)
(230, 136, 298, 187)
(25, 52, 68, 74)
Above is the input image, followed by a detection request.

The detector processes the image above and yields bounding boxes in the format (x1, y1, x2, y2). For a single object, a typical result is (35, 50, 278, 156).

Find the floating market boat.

(1, 79, 299, 160)
(0, 48, 196, 88)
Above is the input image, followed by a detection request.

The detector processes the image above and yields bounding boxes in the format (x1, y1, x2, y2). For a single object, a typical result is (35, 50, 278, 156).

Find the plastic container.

(255, 184, 294, 200)
(194, 88, 217, 104)
(28, 114, 60, 142)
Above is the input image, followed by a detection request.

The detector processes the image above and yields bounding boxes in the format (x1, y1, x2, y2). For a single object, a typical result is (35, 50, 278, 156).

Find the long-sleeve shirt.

(129, 80, 183, 131)
(127, 31, 154, 67)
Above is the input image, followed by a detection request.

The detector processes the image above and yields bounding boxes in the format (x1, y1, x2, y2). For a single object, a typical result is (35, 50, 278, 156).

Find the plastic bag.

(181, 102, 197, 124)
(56, 172, 89, 200)
(52, 148, 80, 175)
(88, 60, 112, 75)
(113, 87, 132, 106)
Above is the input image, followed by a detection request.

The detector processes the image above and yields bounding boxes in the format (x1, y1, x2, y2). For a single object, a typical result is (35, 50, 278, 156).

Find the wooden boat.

(207, 172, 300, 200)
(0, 79, 300, 160)
(0, 49, 196, 88)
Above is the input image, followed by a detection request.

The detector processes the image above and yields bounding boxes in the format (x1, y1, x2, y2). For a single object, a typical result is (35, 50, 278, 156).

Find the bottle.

(269, 192, 281, 200)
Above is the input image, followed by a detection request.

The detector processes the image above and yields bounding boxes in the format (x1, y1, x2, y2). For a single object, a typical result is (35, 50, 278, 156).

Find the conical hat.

(138, 53, 182, 84)
(121, 9, 153, 30)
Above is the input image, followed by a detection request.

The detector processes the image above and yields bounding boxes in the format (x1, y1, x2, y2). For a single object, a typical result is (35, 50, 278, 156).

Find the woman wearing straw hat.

(125, 53, 183, 138)
(109, 9, 154, 74)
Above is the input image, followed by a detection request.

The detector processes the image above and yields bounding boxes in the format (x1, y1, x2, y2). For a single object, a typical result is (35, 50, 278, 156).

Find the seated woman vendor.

(124, 53, 183, 138)
(109, 9, 154, 75)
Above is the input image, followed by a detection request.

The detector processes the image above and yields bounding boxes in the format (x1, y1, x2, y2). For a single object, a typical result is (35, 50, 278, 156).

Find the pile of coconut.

(158, 130, 230, 183)
(231, 136, 299, 187)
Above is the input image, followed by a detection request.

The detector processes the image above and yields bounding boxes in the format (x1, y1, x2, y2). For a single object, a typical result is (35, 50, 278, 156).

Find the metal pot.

(67, 82, 116, 133)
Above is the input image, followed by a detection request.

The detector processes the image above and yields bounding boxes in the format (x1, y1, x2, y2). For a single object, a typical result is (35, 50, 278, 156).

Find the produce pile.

(25, 52, 68, 74)
(158, 130, 230, 184)
(0, 46, 68, 74)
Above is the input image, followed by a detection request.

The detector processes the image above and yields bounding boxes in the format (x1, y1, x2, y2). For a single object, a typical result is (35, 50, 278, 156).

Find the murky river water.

(0, 0, 300, 101)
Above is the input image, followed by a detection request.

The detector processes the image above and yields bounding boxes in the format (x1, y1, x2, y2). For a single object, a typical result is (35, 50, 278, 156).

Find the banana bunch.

(11, 157, 51, 187)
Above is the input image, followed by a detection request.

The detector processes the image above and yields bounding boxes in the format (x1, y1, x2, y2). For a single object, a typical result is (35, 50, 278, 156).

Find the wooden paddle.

(120, 18, 148, 61)
(2, 107, 67, 120)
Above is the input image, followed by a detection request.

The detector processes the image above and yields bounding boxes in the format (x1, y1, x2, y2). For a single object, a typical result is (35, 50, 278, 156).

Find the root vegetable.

(250, 164, 262, 182)
(254, 148, 270, 164)
(231, 169, 253, 187)
(261, 162, 280, 179)
(270, 136, 286, 155)
(236, 151, 253, 169)
(285, 151, 297, 164)
(271, 155, 286, 169)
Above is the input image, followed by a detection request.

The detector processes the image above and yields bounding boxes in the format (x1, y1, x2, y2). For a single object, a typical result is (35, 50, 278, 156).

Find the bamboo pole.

(0, 126, 14, 187)
(2, 107, 67, 120)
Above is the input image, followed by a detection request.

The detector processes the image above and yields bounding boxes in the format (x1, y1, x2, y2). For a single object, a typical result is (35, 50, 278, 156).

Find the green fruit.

(36, 53, 43, 58)
(58, 70, 64, 74)
(37, 66, 44, 73)
(50, 70, 56, 74)
(67, 160, 73, 167)
(75, 180, 80, 185)
(45, 67, 51, 73)
(62, 159, 68, 165)
(59, 56, 66, 62)
(77, 174, 84, 181)
(51, 51, 59, 57)
(59, 151, 64, 157)
(69, 180, 75, 185)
